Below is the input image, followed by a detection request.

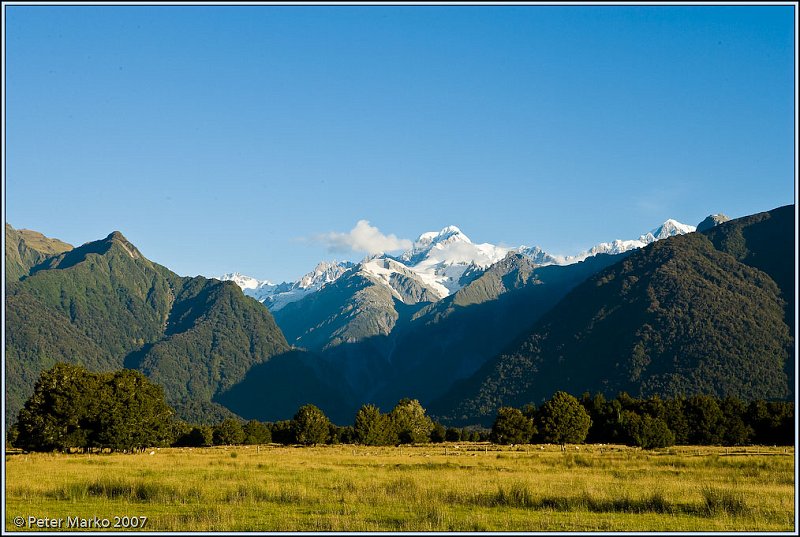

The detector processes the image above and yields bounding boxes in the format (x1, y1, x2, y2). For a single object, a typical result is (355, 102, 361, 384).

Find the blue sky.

(4, 4, 796, 282)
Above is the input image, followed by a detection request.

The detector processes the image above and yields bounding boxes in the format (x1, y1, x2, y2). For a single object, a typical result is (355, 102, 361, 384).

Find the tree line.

(8, 364, 793, 452)
(170, 400, 487, 448)
(490, 391, 794, 448)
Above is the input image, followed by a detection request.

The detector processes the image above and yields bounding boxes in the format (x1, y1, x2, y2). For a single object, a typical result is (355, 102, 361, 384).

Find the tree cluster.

(491, 392, 592, 445)
(487, 391, 794, 449)
(580, 392, 793, 448)
(14, 363, 174, 452)
(175, 399, 445, 448)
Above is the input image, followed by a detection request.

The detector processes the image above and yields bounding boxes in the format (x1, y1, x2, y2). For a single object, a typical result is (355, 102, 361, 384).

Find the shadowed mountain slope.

(433, 208, 794, 425)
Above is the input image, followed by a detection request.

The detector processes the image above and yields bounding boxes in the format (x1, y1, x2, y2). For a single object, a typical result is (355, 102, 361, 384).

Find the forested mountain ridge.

(5, 229, 290, 423)
(702, 205, 795, 330)
(432, 206, 794, 425)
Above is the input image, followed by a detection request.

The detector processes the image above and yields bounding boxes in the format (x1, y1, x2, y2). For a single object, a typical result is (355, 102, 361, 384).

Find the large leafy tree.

(213, 418, 246, 445)
(243, 419, 271, 445)
(390, 399, 434, 444)
(720, 397, 753, 446)
(292, 404, 331, 445)
(354, 404, 396, 446)
(537, 391, 592, 445)
(490, 407, 535, 445)
(175, 426, 213, 447)
(620, 411, 675, 449)
(15, 363, 174, 451)
(685, 395, 725, 445)
(15, 363, 99, 451)
(93, 369, 174, 450)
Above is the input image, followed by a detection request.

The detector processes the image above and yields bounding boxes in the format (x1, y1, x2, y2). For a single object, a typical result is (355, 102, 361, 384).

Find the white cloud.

(314, 220, 412, 255)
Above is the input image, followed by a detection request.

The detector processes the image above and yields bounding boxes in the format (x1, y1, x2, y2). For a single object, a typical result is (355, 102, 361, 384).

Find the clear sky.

(4, 4, 796, 282)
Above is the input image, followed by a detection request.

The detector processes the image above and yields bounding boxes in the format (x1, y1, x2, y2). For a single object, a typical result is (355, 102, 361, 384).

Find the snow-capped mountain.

(395, 225, 512, 295)
(515, 245, 562, 266)
(555, 219, 697, 264)
(218, 261, 354, 311)
(223, 218, 697, 310)
(297, 260, 355, 290)
(359, 256, 446, 303)
(218, 272, 273, 290)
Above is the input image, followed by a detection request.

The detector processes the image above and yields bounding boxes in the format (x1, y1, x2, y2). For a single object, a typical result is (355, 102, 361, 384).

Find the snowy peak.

(297, 261, 355, 290)
(223, 216, 699, 311)
(559, 218, 696, 263)
(219, 261, 354, 311)
(392, 225, 512, 295)
(405, 225, 473, 264)
(644, 219, 697, 242)
(415, 225, 471, 246)
(359, 256, 448, 303)
(401, 225, 507, 268)
(218, 272, 273, 290)
(516, 245, 561, 266)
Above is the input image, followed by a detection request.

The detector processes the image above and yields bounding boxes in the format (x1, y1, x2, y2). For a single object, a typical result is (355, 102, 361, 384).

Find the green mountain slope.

(434, 209, 793, 425)
(130, 277, 291, 422)
(6, 230, 290, 423)
(702, 205, 794, 326)
(5, 224, 73, 282)
(702, 204, 796, 391)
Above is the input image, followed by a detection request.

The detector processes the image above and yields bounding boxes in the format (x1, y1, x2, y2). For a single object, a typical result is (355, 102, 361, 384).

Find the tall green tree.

(243, 419, 271, 445)
(15, 363, 99, 451)
(93, 369, 174, 450)
(685, 395, 724, 445)
(719, 397, 753, 446)
(662, 397, 690, 444)
(354, 404, 396, 446)
(490, 407, 535, 444)
(748, 400, 794, 445)
(292, 404, 331, 445)
(270, 420, 296, 445)
(389, 399, 434, 444)
(213, 418, 246, 446)
(620, 411, 675, 449)
(174, 425, 213, 447)
(430, 422, 446, 443)
(537, 391, 592, 445)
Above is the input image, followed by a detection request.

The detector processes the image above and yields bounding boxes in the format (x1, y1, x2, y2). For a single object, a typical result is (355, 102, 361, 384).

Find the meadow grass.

(5, 443, 795, 532)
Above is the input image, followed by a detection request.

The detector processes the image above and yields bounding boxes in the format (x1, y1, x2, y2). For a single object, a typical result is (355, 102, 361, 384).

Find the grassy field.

(5, 443, 795, 532)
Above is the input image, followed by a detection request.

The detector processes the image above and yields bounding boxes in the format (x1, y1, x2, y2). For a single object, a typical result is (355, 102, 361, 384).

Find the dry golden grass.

(5, 443, 795, 532)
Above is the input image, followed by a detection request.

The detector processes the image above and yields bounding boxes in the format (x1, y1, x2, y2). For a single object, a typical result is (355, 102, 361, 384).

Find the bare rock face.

(696, 213, 731, 232)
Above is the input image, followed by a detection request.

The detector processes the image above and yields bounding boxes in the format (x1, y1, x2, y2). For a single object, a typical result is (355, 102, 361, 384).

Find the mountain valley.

(4, 206, 795, 426)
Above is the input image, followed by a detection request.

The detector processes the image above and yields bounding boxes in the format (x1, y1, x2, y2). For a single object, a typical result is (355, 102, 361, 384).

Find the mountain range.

(4, 206, 794, 426)
(432, 209, 793, 425)
(220, 219, 699, 311)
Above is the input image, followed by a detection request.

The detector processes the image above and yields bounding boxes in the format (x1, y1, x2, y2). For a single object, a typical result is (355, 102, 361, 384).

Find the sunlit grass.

(5, 444, 794, 531)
